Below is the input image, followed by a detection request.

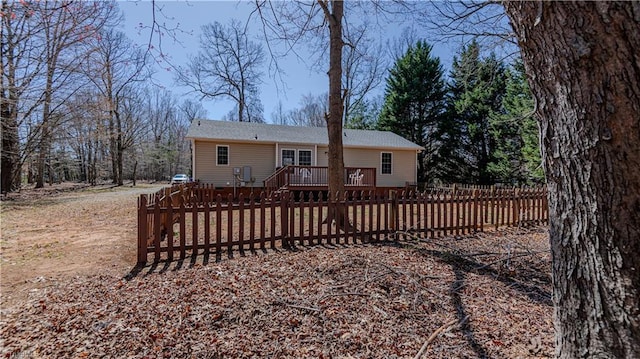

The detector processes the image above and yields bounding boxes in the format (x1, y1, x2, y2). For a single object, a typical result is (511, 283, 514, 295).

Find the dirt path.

(0, 183, 164, 311)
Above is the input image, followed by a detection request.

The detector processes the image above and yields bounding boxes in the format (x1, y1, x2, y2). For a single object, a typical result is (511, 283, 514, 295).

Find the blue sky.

(117, 1, 461, 122)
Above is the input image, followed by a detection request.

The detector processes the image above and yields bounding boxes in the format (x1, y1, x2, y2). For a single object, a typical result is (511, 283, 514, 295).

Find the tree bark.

(322, 0, 346, 200)
(1, 102, 20, 193)
(504, 2, 640, 357)
(318, 0, 350, 228)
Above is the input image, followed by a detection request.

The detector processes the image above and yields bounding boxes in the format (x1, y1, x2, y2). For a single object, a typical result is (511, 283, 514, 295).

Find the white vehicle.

(170, 174, 189, 185)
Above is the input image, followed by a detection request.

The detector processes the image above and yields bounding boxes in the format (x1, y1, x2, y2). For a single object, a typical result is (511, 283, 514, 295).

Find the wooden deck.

(263, 166, 376, 194)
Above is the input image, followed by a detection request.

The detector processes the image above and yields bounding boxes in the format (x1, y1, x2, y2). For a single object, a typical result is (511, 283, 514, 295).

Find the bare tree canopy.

(177, 19, 265, 122)
(1, 1, 193, 191)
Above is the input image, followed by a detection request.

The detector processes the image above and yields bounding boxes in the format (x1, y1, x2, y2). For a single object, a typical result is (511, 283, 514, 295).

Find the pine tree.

(487, 59, 544, 184)
(439, 41, 507, 185)
(377, 41, 447, 183)
(344, 98, 380, 130)
(509, 60, 544, 183)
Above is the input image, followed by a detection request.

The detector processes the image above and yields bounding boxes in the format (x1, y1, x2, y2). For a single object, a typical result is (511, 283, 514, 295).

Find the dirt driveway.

(0, 183, 164, 310)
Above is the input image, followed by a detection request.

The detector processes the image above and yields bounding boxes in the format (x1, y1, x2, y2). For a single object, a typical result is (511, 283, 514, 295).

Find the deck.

(264, 166, 376, 193)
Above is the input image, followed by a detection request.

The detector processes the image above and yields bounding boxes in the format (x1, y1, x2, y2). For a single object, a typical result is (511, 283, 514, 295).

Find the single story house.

(185, 119, 423, 191)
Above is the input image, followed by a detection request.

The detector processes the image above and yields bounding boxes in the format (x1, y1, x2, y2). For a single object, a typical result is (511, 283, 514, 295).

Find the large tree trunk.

(504, 2, 640, 357)
(1, 17, 20, 193)
(319, 0, 350, 229)
(324, 0, 346, 201)
(1, 98, 20, 193)
(36, 102, 51, 189)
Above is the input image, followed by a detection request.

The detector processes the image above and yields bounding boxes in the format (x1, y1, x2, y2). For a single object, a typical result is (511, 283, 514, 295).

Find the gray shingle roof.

(186, 119, 423, 150)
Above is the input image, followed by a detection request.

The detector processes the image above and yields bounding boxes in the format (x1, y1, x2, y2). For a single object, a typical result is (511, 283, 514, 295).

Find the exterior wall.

(194, 140, 417, 188)
(194, 140, 276, 188)
(316, 146, 417, 187)
(317, 146, 329, 167)
(343, 147, 417, 187)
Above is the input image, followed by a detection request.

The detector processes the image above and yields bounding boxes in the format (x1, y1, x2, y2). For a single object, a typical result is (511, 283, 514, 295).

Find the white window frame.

(281, 148, 314, 167)
(381, 152, 393, 175)
(281, 148, 296, 167)
(298, 149, 312, 166)
(216, 145, 229, 166)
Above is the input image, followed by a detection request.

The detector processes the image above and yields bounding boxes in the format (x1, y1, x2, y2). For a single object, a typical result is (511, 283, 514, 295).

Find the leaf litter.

(1, 227, 553, 358)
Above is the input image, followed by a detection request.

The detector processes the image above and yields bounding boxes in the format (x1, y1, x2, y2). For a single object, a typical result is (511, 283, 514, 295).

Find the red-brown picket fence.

(137, 186, 548, 264)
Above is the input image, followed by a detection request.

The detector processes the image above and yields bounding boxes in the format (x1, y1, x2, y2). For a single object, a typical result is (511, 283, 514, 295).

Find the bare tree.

(177, 19, 265, 122)
(422, 1, 514, 49)
(253, 1, 423, 228)
(1, 0, 46, 192)
(179, 99, 207, 124)
(271, 100, 289, 125)
(504, 2, 640, 357)
(62, 92, 108, 185)
(21, 1, 116, 188)
(288, 93, 327, 127)
(84, 28, 148, 185)
(341, 23, 386, 124)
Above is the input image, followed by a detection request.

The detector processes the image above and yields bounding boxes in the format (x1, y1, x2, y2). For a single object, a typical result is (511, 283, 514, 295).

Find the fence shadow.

(124, 246, 295, 280)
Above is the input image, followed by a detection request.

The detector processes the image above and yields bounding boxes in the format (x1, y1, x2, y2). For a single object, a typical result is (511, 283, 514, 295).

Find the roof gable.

(186, 120, 423, 150)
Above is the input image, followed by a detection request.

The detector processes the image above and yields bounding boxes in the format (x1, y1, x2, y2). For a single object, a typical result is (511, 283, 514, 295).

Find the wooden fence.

(137, 186, 548, 264)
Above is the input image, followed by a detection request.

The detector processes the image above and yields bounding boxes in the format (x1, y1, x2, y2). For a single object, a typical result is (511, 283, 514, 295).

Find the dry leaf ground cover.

(1, 184, 553, 358)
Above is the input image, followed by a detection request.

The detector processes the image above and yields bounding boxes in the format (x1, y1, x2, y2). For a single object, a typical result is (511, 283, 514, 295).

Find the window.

(298, 150, 312, 166)
(381, 152, 392, 174)
(282, 149, 295, 166)
(217, 145, 229, 166)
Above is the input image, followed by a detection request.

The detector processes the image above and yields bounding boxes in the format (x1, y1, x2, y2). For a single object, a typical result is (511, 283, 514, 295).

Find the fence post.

(281, 191, 290, 248)
(137, 195, 148, 265)
(390, 190, 398, 240)
(514, 187, 521, 227)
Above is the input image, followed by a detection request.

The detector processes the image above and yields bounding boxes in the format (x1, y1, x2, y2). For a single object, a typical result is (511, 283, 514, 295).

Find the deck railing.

(263, 165, 376, 193)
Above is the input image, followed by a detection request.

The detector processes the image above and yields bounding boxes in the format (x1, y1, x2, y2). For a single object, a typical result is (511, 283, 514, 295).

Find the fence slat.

(216, 195, 222, 254)
(239, 193, 245, 252)
(167, 197, 174, 261)
(153, 199, 161, 262)
(137, 195, 148, 265)
(227, 194, 234, 255)
(249, 193, 256, 251)
(179, 199, 186, 260)
(308, 192, 315, 246)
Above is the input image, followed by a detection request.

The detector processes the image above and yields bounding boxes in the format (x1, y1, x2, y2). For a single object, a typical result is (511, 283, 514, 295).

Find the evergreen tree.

(508, 60, 544, 183)
(344, 97, 381, 130)
(438, 40, 507, 185)
(488, 59, 544, 184)
(377, 41, 447, 183)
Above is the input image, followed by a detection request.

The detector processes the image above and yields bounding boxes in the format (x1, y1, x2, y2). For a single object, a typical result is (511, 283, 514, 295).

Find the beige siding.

(343, 148, 417, 187)
(322, 146, 417, 187)
(195, 140, 417, 188)
(194, 140, 276, 187)
(316, 146, 329, 167)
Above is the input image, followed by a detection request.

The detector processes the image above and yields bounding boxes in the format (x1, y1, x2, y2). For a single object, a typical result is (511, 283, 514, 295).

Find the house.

(185, 119, 423, 192)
